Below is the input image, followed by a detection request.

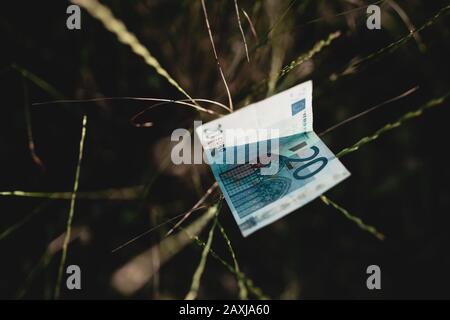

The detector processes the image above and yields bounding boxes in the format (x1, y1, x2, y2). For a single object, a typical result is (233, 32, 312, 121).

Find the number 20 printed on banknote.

(196, 81, 350, 236)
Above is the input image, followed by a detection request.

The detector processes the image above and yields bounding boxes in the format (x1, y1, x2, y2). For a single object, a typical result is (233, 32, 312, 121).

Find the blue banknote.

(197, 81, 350, 236)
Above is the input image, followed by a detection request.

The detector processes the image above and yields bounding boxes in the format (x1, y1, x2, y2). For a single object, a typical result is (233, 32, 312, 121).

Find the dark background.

(0, 0, 449, 299)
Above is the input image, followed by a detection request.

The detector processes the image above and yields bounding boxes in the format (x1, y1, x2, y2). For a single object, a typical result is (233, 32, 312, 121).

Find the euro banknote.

(196, 81, 350, 236)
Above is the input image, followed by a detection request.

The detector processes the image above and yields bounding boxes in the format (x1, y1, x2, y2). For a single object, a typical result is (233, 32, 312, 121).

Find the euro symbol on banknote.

(196, 80, 350, 236)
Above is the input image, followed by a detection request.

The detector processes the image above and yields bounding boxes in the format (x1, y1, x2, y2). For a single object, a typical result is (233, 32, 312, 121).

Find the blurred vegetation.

(0, 0, 449, 299)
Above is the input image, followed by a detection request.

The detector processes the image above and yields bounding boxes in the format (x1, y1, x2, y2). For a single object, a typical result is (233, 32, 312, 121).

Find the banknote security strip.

(196, 81, 350, 236)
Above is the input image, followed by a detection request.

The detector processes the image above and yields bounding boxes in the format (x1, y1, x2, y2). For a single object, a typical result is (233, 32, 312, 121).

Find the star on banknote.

(197, 80, 350, 236)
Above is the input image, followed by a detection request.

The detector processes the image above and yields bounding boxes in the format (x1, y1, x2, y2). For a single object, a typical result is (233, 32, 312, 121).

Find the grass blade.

(111, 203, 219, 296)
(233, 0, 250, 62)
(72, 0, 198, 109)
(185, 215, 218, 300)
(54, 115, 88, 299)
(320, 195, 385, 241)
(332, 3, 450, 79)
(22, 78, 45, 170)
(319, 86, 419, 137)
(189, 231, 269, 299)
(200, 0, 234, 112)
(217, 220, 248, 300)
(336, 92, 450, 158)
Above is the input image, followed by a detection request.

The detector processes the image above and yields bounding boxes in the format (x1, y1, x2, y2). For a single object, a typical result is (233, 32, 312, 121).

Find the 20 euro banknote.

(196, 81, 350, 236)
